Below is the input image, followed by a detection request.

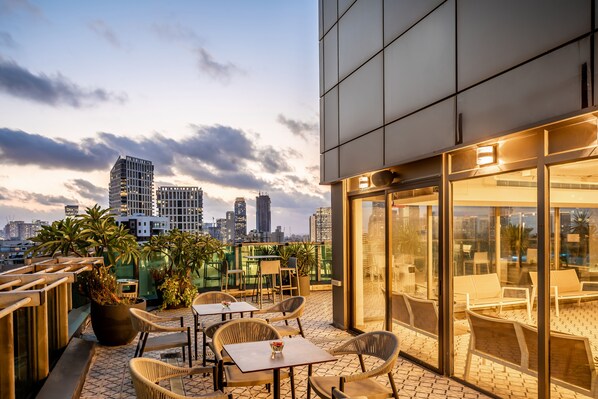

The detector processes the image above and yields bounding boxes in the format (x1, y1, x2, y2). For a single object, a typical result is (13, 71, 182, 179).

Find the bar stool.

(221, 259, 246, 299)
(279, 257, 300, 298)
(257, 259, 282, 305)
(117, 279, 138, 298)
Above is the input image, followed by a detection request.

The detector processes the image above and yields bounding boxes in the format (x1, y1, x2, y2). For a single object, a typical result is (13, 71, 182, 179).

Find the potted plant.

(28, 205, 146, 346)
(143, 230, 225, 309)
(295, 242, 316, 296)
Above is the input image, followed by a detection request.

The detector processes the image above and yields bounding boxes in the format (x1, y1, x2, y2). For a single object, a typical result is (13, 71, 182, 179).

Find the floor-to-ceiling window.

(351, 194, 386, 332)
(548, 158, 598, 398)
(388, 187, 440, 368)
(452, 169, 538, 398)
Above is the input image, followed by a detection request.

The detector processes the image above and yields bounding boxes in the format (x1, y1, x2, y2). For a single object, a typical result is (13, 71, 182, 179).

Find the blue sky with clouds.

(0, 0, 327, 235)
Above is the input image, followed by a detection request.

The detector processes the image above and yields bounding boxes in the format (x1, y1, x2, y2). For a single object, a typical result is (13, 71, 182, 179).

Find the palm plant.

(295, 241, 316, 277)
(28, 204, 140, 305)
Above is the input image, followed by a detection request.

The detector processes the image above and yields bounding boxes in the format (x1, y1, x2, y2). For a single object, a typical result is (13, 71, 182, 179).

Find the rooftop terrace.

(79, 291, 488, 399)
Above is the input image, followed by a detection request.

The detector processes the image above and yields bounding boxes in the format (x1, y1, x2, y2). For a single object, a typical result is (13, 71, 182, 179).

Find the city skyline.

(0, 1, 328, 234)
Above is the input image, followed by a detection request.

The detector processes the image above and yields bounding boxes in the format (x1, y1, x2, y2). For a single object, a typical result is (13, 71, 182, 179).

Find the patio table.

(223, 336, 336, 399)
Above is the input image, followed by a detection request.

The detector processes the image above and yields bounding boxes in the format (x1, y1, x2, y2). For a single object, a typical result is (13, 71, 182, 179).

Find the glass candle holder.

(221, 301, 231, 309)
(270, 341, 284, 357)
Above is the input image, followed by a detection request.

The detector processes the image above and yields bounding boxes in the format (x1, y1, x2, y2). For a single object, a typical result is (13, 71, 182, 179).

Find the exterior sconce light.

(358, 176, 370, 189)
(476, 145, 497, 166)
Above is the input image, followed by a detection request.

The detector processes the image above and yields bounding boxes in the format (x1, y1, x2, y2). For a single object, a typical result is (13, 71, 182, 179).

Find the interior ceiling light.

(358, 176, 370, 189)
(476, 145, 497, 166)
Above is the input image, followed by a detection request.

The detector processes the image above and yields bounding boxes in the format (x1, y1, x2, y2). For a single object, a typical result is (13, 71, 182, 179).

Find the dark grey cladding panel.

(385, 98, 455, 167)
(383, 0, 446, 46)
(322, 0, 338, 36)
(458, 40, 590, 145)
(384, 0, 455, 123)
(458, 0, 591, 91)
(324, 87, 339, 151)
(339, 128, 383, 178)
(338, 0, 383, 80)
(324, 148, 339, 183)
(323, 26, 338, 93)
(338, 0, 356, 16)
(319, 40, 324, 97)
(320, 98, 325, 153)
(339, 54, 383, 144)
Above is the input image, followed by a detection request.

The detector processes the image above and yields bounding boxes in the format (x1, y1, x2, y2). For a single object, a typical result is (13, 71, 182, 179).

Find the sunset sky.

(0, 0, 326, 235)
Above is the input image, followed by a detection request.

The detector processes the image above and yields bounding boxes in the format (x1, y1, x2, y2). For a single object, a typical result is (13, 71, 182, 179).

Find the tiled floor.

(79, 291, 489, 399)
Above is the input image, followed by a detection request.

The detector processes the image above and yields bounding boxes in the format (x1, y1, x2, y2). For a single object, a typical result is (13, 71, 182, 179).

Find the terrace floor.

(79, 290, 489, 399)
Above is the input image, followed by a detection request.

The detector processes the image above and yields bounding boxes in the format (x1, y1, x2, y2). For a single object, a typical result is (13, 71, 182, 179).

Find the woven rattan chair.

(202, 320, 231, 367)
(130, 308, 192, 367)
(254, 296, 306, 337)
(192, 292, 238, 360)
(211, 318, 296, 398)
(129, 357, 231, 399)
(331, 387, 368, 399)
(308, 331, 400, 399)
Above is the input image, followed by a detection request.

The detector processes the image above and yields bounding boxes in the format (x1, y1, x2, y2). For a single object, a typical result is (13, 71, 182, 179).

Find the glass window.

(351, 194, 386, 332)
(549, 158, 598, 398)
(389, 187, 439, 368)
(452, 169, 537, 397)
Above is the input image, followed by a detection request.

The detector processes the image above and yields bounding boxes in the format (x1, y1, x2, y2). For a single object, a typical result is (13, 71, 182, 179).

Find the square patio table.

(192, 301, 258, 321)
(223, 336, 336, 399)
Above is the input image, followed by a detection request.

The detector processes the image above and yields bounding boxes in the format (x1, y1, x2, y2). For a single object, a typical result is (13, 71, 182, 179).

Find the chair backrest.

(261, 260, 281, 275)
(211, 318, 280, 356)
(404, 294, 438, 336)
(529, 271, 538, 288)
(527, 248, 538, 264)
(551, 269, 581, 293)
(332, 331, 400, 372)
(205, 319, 231, 339)
(129, 308, 163, 333)
(520, 323, 595, 394)
(130, 357, 228, 399)
(472, 273, 501, 299)
(287, 257, 297, 269)
(473, 251, 488, 263)
(466, 310, 526, 369)
(275, 296, 306, 317)
(391, 292, 411, 326)
(454, 275, 475, 299)
(193, 291, 237, 305)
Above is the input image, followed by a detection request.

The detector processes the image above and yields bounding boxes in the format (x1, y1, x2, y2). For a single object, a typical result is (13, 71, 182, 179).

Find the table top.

(192, 301, 258, 316)
(245, 255, 281, 260)
(223, 337, 336, 373)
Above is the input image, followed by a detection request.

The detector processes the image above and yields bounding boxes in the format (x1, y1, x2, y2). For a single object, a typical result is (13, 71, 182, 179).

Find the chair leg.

(134, 332, 143, 357)
(194, 315, 199, 360)
(203, 332, 208, 366)
(289, 366, 296, 399)
(388, 372, 399, 399)
(307, 365, 312, 399)
(187, 333, 192, 367)
(139, 333, 148, 357)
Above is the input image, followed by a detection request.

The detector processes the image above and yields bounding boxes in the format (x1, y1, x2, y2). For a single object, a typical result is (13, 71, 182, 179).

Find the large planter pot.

(91, 298, 146, 346)
(298, 275, 311, 297)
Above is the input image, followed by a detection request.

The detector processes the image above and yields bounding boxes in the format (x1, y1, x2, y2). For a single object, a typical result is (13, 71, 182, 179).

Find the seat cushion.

(145, 332, 188, 351)
(310, 375, 392, 399)
(224, 364, 289, 387)
(275, 324, 301, 337)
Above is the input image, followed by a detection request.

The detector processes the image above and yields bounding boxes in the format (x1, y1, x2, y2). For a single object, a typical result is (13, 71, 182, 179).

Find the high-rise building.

(3, 220, 48, 240)
(156, 186, 203, 232)
(233, 197, 247, 242)
(64, 205, 79, 217)
(225, 211, 235, 243)
(272, 225, 284, 243)
(309, 207, 332, 242)
(256, 192, 271, 233)
(109, 155, 154, 217)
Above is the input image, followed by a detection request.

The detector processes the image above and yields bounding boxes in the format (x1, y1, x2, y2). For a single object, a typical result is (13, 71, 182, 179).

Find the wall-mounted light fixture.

(476, 145, 497, 166)
(358, 175, 370, 189)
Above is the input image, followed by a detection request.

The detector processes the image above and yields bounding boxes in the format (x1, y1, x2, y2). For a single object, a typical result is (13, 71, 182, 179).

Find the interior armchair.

(308, 331, 400, 399)
(129, 357, 231, 399)
(130, 308, 192, 368)
(254, 296, 306, 338)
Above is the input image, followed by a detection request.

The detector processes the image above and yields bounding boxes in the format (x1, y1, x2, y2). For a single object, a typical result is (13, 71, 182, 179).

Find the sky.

(0, 0, 328, 235)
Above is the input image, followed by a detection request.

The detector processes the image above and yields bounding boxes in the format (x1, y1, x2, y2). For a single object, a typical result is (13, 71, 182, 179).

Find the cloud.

(0, 186, 76, 207)
(151, 22, 200, 43)
(0, 57, 128, 107)
(64, 178, 107, 204)
(276, 114, 318, 140)
(0, 31, 17, 48)
(0, 0, 42, 16)
(0, 128, 117, 170)
(88, 20, 121, 48)
(196, 48, 241, 83)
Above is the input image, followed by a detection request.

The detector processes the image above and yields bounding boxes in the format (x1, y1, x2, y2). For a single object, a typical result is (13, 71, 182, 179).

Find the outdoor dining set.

(126, 289, 400, 399)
